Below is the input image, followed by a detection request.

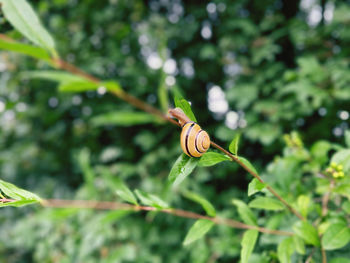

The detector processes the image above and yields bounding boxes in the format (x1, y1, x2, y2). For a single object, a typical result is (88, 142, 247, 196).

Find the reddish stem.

(43, 199, 293, 236)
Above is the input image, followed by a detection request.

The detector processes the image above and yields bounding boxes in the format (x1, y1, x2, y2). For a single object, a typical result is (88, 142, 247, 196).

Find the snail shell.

(180, 122, 210, 157)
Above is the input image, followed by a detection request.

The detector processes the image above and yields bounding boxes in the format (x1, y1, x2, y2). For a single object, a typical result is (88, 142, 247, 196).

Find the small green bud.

(337, 164, 343, 171)
(333, 172, 339, 178)
(338, 171, 345, 178)
(331, 162, 338, 168)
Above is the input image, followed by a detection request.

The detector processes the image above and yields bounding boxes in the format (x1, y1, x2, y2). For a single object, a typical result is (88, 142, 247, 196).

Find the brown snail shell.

(180, 122, 210, 157)
(168, 108, 210, 157)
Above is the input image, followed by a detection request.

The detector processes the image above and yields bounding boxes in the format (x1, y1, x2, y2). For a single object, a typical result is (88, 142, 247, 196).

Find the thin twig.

(0, 35, 305, 221)
(305, 248, 316, 263)
(42, 199, 293, 236)
(321, 247, 327, 263)
(210, 141, 304, 220)
(322, 179, 334, 217)
(0, 198, 15, 203)
(50, 56, 304, 221)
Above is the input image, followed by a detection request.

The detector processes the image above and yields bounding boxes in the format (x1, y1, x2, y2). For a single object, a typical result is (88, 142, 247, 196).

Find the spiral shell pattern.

(180, 122, 210, 157)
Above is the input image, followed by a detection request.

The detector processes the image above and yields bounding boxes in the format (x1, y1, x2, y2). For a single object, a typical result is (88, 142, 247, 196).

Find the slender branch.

(210, 142, 305, 220)
(305, 248, 316, 263)
(54, 58, 100, 83)
(50, 56, 305, 220)
(0, 35, 305, 221)
(322, 179, 334, 217)
(321, 246, 327, 263)
(42, 199, 293, 236)
(0, 198, 15, 203)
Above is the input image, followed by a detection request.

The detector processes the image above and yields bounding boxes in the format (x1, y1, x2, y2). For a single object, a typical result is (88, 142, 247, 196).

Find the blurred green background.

(0, 0, 350, 262)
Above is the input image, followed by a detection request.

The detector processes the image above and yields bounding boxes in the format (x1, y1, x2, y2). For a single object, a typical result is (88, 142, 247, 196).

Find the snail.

(168, 108, 210, 157)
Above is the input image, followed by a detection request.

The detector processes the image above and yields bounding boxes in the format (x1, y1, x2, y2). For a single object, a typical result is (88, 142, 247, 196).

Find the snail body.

(181, 122, 210, 157)
(168, 108, 210, 157)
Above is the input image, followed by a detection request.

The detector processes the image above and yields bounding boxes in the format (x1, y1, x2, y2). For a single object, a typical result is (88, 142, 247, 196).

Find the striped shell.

(180, 122, 210, 157)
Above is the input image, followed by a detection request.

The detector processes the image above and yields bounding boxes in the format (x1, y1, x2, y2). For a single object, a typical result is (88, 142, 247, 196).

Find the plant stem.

(42, 199, 293, 236)
(322, 179, 334, 217)
(210, 141, 305, 220)
(0, 198, 15, 203)
(321, 247, 327, 263)
(0, 35, 305, 221)
(53, 57, 305, 221)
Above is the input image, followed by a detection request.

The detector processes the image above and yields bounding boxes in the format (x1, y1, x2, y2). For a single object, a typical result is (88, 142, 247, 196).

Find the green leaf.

(91, 111, 157, 127)
(232, 199, 257, 226)
(322, 223, 350, 250)
(182, 190, 216, 217)
(58, 80, 98, 93)
(134, 189, 169, 209)
(168, 153, 199, 187)
(100, 210, 132, 224)
(0, 199, 39, 207)
(183, 219, 214, 246)
(198, 152, 230, 167)
(77, 148, 95, 191)
(297, 195, 311, 218)
(248, 197, 284, 211)
(293, 235, 305, 255)
(174, 94, 197, 122)
(0, 38, 50, 61)
(345, 130, 350, 148)
(330, 258, 350, 263)
(247, 178, 266, 196)
(342, 201, 350, 214)
(22, 71, 85, 83)
(238, 157, 258, 175)
(293, 221, 320, 246)
(0, 179, 41, 207)
(0, 0, 56, 54)
(277, 237, 294, 263)
(229, 133, 241, 155)
(102, 81, 122, 92)
(331, 149, 350, 172)
(240, 229, 259, 263)
(158, 72, 169, 112)
(100, 168, 138, 205)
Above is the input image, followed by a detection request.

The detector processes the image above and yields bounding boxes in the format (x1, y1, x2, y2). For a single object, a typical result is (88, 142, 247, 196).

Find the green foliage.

(247, 178, 266, 196)
(91, 111, 157, 127)
(240, 229, 258, 263)
(0, 0, 56, 54)
(322, 223, 350, 250)
(229, 133, 240, 155)
(237, 157, 258, 175)
(232, 199, 257, 226)
(183, 219, 214, 246)
(277, 237, 294, 263)
(174, 95, 197, 122)
(1, 0, 350, 262)
(293, 221, 320, 246)
(182, 190, 216, 217)
(249, 197, 284, 211)
(101, 168, 138, 205)
(168, 153, 199, 187)
(198, 151, 230, 167)
(0, 179, 41, 207)
(134, 189, 169, 209)
(0, 38, 51, 61)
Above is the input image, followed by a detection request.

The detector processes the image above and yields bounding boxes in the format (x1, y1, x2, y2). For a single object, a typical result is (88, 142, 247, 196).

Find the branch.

(42, 199, 293, 236)
(0, 198, 15, 203)
(0, 34, 305, 221)
(321, 246, 327, 263)
(322, 179, 334, 217)
(210, 142, 304, 220)
(55, 57, 304, 220)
